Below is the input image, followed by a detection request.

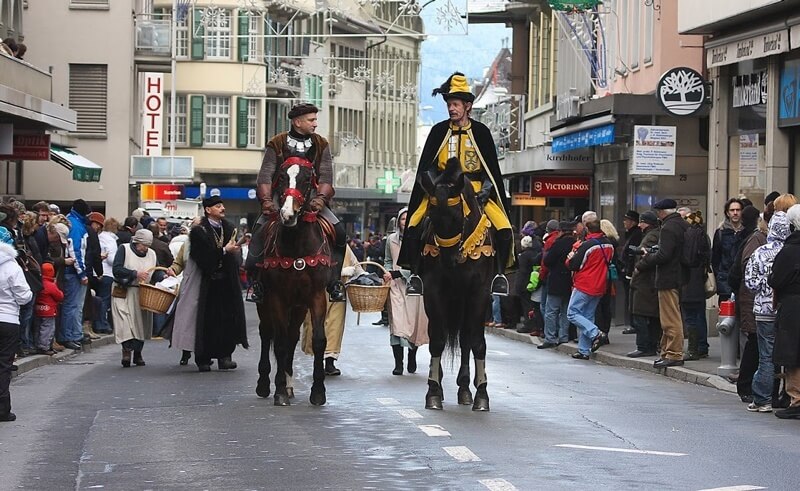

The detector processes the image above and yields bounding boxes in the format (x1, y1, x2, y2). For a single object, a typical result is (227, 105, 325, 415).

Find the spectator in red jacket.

(34, 263, 64, 355)
(566, 219, 614, 359)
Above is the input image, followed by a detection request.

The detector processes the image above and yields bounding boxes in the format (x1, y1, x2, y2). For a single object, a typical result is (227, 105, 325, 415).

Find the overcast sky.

(418, 4, 511, 123)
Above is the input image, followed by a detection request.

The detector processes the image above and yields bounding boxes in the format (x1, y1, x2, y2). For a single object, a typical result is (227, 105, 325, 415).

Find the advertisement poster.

(739, 134, 759, 177)
(631, 126, 677, 176)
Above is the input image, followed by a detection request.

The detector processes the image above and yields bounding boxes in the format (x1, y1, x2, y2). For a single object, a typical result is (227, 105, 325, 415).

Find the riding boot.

(490, 229, 512, 295)
(245, 215, 268, 274)
(121, 348, 131, 368)
(327, 221, 347, 302)
(407, 346, 418, 374)
(133, 350, 145, 366)
(392, 345, 404, 375)
(404, 226, 423, 296)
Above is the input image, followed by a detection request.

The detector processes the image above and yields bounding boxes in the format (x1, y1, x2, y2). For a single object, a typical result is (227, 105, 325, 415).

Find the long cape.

(397, 118, 509, 269)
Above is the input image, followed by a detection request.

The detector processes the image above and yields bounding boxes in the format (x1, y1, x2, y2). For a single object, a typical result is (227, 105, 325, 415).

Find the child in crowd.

(34, 263, 64, 355)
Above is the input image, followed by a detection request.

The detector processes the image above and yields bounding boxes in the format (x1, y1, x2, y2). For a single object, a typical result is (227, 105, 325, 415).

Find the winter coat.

(681, 230, 712, 304)
(539, 231, 559, 281)
(619, 225, 643, 278)
(35, 277, 64, 317)
(0, 242, 33, 324)
(745, 212, 790, 322)
(768, 230, 800, 367)
(148, 235, 175, 268)
(67, 209, 89, 279)
(732, 231, 766, 334)
(543, 233, 574, 297)
(638, 212, 688, 290)
(630, 226, 660, 317)
(514, 247, 540, 297)
(712, 220, 745, 297)
(567, 232, 614, 297)
(98, 231, 119, 278)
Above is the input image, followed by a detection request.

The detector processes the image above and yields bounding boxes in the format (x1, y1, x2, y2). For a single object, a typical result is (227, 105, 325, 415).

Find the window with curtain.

(165, 95, 187, 145)
(247, 99, 259, 147)
(205, 9, 231, 59)
(174, 11, 188, 58)
(205, 96, 230, 145)
(248, 14, 260, 61)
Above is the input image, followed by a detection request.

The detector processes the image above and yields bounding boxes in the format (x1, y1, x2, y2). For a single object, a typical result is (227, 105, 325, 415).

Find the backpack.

(592, 239, 618, 282)
(681, 224, 709, 268)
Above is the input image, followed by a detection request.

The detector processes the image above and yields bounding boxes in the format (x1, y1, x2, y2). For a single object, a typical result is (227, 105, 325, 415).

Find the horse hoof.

(457, 389, 473, 406)
(274, 394, 291, 406)
(425, 395, 443, 410)
(310, 389, 326, 406)
(472, 397, 490, 412)
(256, 383, 271, 399)
(287, 387, 295, 399)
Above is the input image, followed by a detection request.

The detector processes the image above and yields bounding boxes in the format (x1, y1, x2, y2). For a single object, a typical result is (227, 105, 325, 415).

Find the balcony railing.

(0, 54, 52, 100)
(134, 14, 172, 56)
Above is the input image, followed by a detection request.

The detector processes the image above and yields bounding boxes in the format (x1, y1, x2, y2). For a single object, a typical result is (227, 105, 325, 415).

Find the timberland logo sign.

(732, 71, 768, 108)
(656, 67, 707, 117)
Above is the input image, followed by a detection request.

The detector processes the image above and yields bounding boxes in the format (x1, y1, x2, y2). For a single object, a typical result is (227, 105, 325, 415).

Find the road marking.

(418, 424, 451, 437)
(377, 398, 400, 405)
(479, 478, 517, 490)
(486, 350, 509, 357)
(443, 446, 481, 462)
(396, 408, 423, 419)
(696, 487, 766, 491)
(554, 444, 687, 456)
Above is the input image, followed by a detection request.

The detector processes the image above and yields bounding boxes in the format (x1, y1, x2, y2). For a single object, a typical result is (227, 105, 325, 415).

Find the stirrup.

(246, 282, 264, 303)
(490, 274, 509, 296)
(328, 280, 346, 302)
(406, 274, 423, 296)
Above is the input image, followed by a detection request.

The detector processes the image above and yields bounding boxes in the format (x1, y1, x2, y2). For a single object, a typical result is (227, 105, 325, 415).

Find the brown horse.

(255, 156, 330, 406)
(418, 157, 494, 411)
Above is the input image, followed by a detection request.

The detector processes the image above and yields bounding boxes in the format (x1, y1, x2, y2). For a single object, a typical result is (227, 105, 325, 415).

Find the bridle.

(270, 156, 319, 222)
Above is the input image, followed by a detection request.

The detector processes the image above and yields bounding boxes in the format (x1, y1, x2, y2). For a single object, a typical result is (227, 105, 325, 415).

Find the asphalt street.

(2, 302, 798, 490)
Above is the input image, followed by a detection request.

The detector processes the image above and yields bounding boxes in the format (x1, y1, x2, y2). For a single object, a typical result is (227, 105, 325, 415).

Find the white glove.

(341, 266, 355, 277)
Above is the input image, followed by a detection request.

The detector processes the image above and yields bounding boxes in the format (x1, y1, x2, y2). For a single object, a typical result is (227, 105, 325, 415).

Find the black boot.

(325, 357, 341, 376)
(403, 226, 423, 296)
(327, 222, 347, 302)
(490, 229, 512, 295)
(407, 346, 418, 374)
(392, 345, 404, 375)
(179, 350, 191, 366)
(245, 216, 268, 273)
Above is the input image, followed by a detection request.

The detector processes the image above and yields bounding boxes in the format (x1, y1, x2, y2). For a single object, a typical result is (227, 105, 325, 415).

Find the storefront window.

(728, 133, 766, 206)
(599, 180, 616, 223)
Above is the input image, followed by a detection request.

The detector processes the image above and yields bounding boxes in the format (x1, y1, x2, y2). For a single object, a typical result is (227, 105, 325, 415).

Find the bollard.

(716, 297, 739, 376)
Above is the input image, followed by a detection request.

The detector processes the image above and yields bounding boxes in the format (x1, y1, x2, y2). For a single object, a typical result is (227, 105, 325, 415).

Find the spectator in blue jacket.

(60, 199, 91, 350)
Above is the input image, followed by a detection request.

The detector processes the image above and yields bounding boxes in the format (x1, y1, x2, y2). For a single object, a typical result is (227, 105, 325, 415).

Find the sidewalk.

(11, 334, 116, 378)
(488, 323, 738, 395)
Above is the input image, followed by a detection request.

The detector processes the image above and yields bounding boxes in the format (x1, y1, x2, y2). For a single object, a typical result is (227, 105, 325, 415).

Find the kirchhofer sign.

(142, 73, 163, 156)
(707, 29, 788, 68)
(531, 176, 591, 198)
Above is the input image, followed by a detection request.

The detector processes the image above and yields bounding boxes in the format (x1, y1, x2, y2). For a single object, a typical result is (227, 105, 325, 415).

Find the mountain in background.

(418, 7, 511, 123)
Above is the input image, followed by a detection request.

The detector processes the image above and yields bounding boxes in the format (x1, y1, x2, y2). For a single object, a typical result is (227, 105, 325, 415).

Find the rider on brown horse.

(248, 103, 347, 303)
(398, 72, 514, 296)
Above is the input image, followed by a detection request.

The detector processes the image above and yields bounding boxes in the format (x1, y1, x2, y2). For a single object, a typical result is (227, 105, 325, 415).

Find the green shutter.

(191, 9, 204, 60)
(237, 97, 248, 148)
(190, 95, 204, 147)
(238, 11, 249, 62)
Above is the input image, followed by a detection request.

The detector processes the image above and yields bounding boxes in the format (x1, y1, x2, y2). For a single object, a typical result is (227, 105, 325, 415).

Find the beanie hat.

(520, 235, 533, 249)
(741, 205, 760, 230)
(87, 212, 105, 226)
(520, 220, 537, 237)
(71, 199, 91, 216)
(639, 211, 658, 226)
(546, 219, 559, 232)
(41, 262, 55, 280)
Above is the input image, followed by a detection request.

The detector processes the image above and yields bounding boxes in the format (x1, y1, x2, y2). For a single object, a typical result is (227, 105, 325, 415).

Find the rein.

(256, 219, 332, 271)
(428, 192, 491, 261)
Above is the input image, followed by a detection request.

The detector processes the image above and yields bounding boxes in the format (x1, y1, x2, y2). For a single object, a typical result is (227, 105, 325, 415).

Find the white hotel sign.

(142, 72, 163, 157)
(707, 29, 788, 68)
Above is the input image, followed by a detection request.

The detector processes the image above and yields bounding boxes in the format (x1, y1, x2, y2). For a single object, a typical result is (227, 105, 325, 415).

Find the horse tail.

(443, 293, 463, 359)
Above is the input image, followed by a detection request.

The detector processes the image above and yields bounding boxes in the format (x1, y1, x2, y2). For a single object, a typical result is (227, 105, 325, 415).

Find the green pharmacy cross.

(377, 170, 401, 193)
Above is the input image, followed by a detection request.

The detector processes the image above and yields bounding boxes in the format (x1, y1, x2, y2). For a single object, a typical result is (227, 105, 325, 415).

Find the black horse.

(418, 157, 494, 411)
(255, 156, 330, 406)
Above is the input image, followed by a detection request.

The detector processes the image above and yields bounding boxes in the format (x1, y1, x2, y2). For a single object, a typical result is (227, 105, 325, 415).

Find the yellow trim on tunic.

(409, 122, 510, 231)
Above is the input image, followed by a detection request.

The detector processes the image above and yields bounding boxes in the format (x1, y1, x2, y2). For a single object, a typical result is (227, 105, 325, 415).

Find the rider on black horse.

(247, 103, 347, 303)
(398, 72, 514, 296)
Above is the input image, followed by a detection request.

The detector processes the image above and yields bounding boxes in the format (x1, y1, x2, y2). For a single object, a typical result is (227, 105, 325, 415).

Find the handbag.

(704, 271, 717, 299)
(593, 238, 618, 282)
(17, 255, 43, 294)
(111, 284, 127, 298)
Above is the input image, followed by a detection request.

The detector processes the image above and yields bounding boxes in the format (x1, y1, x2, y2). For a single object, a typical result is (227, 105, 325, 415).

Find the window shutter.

(191, 8, 204, 60)
(69, 64, 108, 136)
(236, 97, 248, 148)
(190, 95, 204, 146)
(238, 11, 249, 62)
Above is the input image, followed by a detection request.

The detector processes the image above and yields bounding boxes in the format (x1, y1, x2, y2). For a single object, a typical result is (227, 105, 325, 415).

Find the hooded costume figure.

(398, 72, 513, 296)
(250, 103, 347, 303)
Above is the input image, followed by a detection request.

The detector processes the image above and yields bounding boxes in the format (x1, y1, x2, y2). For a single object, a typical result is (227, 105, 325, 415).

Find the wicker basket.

(346, 261, 390, 313)
(139, 267, 177, 314)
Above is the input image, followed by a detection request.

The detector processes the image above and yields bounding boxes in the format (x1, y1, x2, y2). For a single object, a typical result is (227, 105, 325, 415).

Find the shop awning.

(50, 144, 103, 182)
